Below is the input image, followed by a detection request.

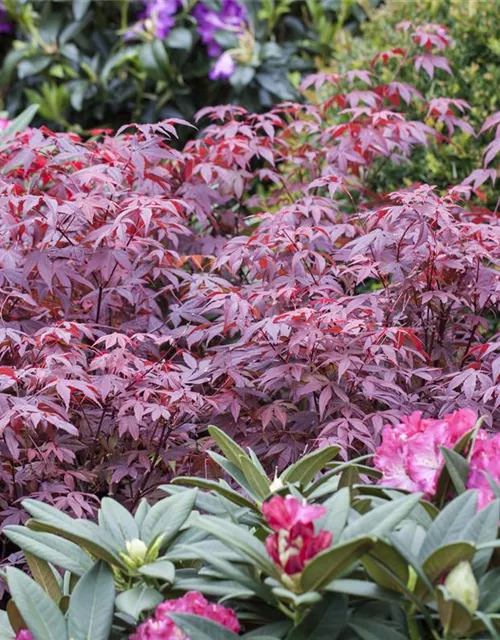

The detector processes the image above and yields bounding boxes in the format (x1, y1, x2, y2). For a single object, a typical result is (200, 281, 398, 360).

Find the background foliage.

(0, 0, 380, 132)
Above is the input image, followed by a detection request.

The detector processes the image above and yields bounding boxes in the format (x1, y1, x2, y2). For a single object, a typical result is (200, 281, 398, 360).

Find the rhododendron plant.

(130, 591, 240, 639)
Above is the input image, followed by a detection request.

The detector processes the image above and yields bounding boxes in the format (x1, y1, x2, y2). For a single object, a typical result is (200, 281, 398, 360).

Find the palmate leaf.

(6, 568, 68, 640)
(67, 561, 115, 640)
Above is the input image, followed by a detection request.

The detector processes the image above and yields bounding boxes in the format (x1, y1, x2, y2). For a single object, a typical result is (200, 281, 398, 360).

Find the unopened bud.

(125, 538, 148, 565)
(270, 473, 284, 493)
(444, 561, 479, 614)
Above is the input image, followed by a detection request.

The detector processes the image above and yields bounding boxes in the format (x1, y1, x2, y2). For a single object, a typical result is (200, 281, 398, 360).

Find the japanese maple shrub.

(0, 19, 499, 531)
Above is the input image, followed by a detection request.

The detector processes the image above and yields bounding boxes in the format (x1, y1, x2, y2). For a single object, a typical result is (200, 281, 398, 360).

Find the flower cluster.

(374, 409, 478, 497)
(374, 408, 500, 510)
(193, 0, 247, 80)
(467, 432, 500, 509)
(262, 495, 332, 576)
(130, 591, 240, 639)
(143, 0, 181, 39)
(193, 0, 247, 57)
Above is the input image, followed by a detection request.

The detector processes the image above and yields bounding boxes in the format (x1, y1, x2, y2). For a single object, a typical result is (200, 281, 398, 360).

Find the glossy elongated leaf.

(0, 610, 15, 640)
(4, 527, 94, 576)
(440, 447, 470, 494)
(207, 452, 260, 500)
(134, 499, 151, 530)
(341, 492, 422, 541)
(326, 579, 404, 603)
(287, 593, 347, 640)
(98, 498, 139, 547)
(315, 488, 350, 540)
(138, 559, 175, 583)
(169, 614, 239, 640)
(300, 537, 376, 592)
(349, 617, 408, 640)
(419, 491, 478, 561)
(361, 540, 409, 592)
(21, 501, 121, 565)
(280, 446, 340, 486)
(479, 569, 500, 613)
(208, 425, 251, 469)
(6, 568, 68, 640)
(238, 455, 270, 499)
(115, 586, 163, 621)
(24, 553, 61, 603)
(436, 586, 473, 635)
(6, 602, 23, 636)
(67, 562, 115, 640)
(169, 478, 257, 510)
(27, 519, 122, 567)
(140, 489, 197, 546)
(191, 515, 280, 578)
(462, 499, 500, 577)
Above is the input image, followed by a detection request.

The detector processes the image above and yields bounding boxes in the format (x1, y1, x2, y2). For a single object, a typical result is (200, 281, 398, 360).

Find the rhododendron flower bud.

(444, 561, 479, 614)
(125, 538, 148, 564)
(262, 494, 326, 531)
(265, 522, 332, 576)
(130, 591, 240, 639)
(15, 631, 34, 640)
(262, 495, 331, 576)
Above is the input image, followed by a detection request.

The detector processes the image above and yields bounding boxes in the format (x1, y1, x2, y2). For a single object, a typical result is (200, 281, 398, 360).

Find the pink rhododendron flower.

(467, 432, 500, 510)
(0, 118, 9, 131)
(262, 494, 326, 530)
(374, 409, 477, 498)
(15, 631, 34, 640)
(130, 591, 240, 639)
(266, 522, 332, 575)
(262, 495, 332, 575)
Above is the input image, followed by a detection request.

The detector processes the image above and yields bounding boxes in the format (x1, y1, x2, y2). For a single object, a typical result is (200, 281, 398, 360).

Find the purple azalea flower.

(135, 0, 181, 39)
(0, 1, 13, 34)
(209, 51, 236, 80)
(193, 0, 247, 58)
